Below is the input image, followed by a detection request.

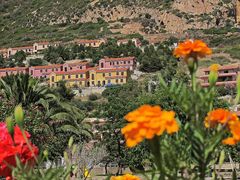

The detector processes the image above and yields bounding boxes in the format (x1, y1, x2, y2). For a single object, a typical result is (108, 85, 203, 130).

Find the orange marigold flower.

(204, 109, 239, 128)
(174, 39, 212, 59)
(122, 105, 179, 148)
(209, 64, 221, 72)
(223, 120, 240, 145)
(110, 174, 140, 180)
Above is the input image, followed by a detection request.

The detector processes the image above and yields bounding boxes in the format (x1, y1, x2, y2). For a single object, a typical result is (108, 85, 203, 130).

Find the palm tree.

(50, 102, 92, 141)
(0, 74, 55, 107)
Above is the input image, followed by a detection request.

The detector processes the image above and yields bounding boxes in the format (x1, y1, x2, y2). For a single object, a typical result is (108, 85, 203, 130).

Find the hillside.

(0, 0, 236, 47)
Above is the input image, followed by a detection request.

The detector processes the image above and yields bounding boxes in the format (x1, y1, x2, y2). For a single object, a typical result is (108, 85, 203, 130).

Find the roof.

(74, 39, 103, 44)
(54, 70, 87, 75)
(0, 67, 28, 71)
(104, 57, 135, 61)
(31, 64, 62, 69)
(11, 46, 33, 50)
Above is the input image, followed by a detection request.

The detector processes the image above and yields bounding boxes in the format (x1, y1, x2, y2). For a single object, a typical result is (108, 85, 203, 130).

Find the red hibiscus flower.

(0, 122, 39, 179)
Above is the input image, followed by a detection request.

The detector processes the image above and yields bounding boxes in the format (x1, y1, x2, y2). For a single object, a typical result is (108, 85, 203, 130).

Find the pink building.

(29, 64, 62, 79)
(7, 46, 33, 57)
(99, 57, 136, 71)
(0, 67, 28, 77)
(29, 61, 89, 79)
(199, 64, 240, 87)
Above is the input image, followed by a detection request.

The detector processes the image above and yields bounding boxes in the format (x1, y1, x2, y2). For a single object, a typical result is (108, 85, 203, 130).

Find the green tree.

(0, 74, 53, 107)
(13, 50, 26, 67)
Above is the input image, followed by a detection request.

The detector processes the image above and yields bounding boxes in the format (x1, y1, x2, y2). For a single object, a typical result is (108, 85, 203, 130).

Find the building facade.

(33, 42, 50, 53)
(88, 67, 129, 87)
(74, 39, 106, 48)
(8, 46, 33, 57)
(0, 49, 8, 58)
(117, 38, 142, 47)
(29, 61, 89, 79)
(0, 67, 28, 77)
(99, 57, 136, 71)
(49, 70, 88, 88)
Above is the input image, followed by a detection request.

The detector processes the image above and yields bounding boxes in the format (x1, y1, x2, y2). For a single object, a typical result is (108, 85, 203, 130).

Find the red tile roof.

(0, 67, 28, 71)
(32, 64, 62, 69)
(104, 57, 135, 61)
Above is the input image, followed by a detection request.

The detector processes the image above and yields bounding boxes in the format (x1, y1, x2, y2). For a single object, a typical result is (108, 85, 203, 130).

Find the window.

(92, 81, 95, 85)
(40, 70, 43, 73)
(65, 67, 67, 72)
(80, 66, 82, 69)
(120, 79, 123, 82)
(117, 62, 119, 65)
(116, 79, 119, 83)
(124, 61, 126, 64)
(70, 67, 73, 70)
(62, 75, 65, 80)
(116, 72, 119, 75)
(56, 68, 58, 71)
(35, 46, 37, 50)
(68, 75, 71, 79)
(80, 74, 83, 78)
(109, 73, 111, 76)
(121, 72, 124, 76)
(52, 68, 54, 71)
(92, 74, 95, 80)
(51, 76, 55, 82)
(76, 75, 78, 78)
(110, 62, 112, 65)
(103, 73, 105, 77)
(128, 61, 130, 64)
(45, 69, 47, 72)
(31, 70, 33, 75)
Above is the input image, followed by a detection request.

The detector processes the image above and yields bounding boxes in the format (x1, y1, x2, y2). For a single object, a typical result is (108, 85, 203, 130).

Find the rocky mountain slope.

(0, 0, 236, 46)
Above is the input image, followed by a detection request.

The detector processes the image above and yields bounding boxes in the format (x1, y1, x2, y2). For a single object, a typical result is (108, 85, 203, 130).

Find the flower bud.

(14, 105, 24, 128)
(68, 136, 74, 148)
(235, 75, 240, 104)
(6, 117, 14, 139)
(237, 75, 240, 98)
(43, 150, 49, 158)
(209, 71, 218, 87)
